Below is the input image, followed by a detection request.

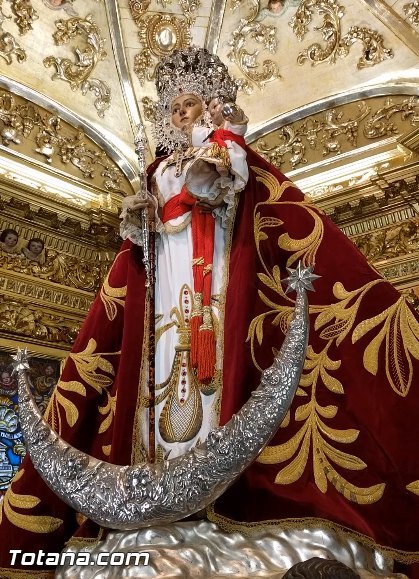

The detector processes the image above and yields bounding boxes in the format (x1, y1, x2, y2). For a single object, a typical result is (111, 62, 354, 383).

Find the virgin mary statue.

(1, 47, 419, 578)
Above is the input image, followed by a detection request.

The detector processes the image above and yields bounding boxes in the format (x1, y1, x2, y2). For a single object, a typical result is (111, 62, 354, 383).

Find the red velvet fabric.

(1, 148, 419, 576)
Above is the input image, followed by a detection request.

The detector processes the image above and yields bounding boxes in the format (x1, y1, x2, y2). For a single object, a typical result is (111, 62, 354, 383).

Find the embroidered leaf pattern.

(99, 249, 128, 320)
(353, 295, 419, 396)
(0, 470, 62, 533)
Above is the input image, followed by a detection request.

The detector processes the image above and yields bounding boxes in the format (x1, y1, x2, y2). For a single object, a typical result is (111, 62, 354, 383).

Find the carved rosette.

(0, 89, 126, 192)
(135, 14, 191, 83)
(253, 96, 419, 170)
(43, 15, 111, 117)
(404, 0, 419, 26)
(129, 0, 198, 86)
(290, 0, 393, 68)
(0, 2, 26, 64)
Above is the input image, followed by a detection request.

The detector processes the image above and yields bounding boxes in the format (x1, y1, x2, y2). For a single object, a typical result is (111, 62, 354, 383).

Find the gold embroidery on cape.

(352, 294, 419, 397)
(407, 480, 419, 496)
(0, 470, 62, 533)
(258, 341, 385, 504)
(100, 249, 128, 321)
(45, 339, 119, 438)
(249, 166, 391, 504)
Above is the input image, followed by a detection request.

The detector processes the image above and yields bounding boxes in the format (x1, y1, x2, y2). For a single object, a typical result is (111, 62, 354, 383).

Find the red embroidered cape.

(0, 148, 418, 577)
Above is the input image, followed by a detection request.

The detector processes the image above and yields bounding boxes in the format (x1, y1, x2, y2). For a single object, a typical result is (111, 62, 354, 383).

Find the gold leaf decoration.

(258, 342, 385, 504)
(352, 295, 419, 396)
(69, 338, 117, 393)
(100, 251, 128, 321)
(1, 470, 62, 533)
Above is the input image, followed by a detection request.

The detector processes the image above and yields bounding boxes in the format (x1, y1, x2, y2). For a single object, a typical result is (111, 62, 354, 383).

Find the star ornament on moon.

(283, 262, 321, 294)
(11, 348, 30, 374)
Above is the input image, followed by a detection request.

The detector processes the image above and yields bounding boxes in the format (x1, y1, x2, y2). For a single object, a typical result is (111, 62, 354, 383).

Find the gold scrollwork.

(0, 89, 125, 192)
(0, 295, 81, 344)
(290, 0, 393, 68)
(10, 0, 38, 35)
(44, 15, 111, 118)
(134, 14, 191, 83)
(0, 2, 26, 64)
(404, 0, 419, 26)
(228, 0, 280, 93)
(0, 249, 111, 292)
(254, 96, 419, 170)
(364, 96, 419, 138)
(353, 218, 419, 264)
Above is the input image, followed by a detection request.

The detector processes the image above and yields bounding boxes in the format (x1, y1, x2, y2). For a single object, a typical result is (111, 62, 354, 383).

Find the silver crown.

(153, 47, 238, 151)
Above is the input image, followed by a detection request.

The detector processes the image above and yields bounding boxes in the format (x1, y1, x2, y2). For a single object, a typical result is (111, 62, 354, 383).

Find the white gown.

(120, 123, 248, 459)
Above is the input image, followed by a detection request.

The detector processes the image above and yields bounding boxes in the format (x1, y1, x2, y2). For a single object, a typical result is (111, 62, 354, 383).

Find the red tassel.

(189, 315, 201, 368)
(197, 328, 216, 383)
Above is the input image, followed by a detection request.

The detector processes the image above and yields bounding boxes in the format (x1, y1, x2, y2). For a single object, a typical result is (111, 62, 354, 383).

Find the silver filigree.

(17, 263, 313, 530)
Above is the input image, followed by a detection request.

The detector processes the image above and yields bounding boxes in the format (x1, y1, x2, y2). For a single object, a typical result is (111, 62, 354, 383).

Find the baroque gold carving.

(0, 250, 111, 292)
(0, 295, 81, 345)
(353, 219, 419, 263)
(364, 96, 419, 138)
(228, 0, 280, 93)
(290, 0, 393, 68)
(134, 14, 191, 83)
(0, 2, 26, 64)
(0, 273, 93, 312)
(10, 0, 38, 35)
(129, 0, 197, 85)
(0, 90, 125, 192)
(253, 96, 419, 170)
(404, 0, 419, 26)
(43, 15, 110, 118)
(141, 96, 156, 122)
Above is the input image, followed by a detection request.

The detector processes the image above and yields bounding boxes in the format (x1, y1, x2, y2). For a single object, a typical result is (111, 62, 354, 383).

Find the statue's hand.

(121, 194, 155, 222)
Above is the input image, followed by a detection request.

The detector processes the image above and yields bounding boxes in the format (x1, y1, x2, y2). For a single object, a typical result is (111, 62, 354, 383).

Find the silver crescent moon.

(17, 282, 309, 531)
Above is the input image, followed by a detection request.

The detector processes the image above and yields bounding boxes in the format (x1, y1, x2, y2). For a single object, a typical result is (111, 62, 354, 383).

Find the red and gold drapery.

(1, 148, 419, 577)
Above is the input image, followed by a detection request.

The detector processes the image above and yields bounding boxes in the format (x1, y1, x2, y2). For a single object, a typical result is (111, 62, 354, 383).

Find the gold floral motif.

(45, 338, 120, 434)
(0, 470, 62, 533)
(0, 89, 125, 192)
(10, 0, 38, 35)
(99, 250, 128, 321)
(406, 480, 419, 495)
(253, 96, 419, 170)
(404, 0, 419, 26)
(0, 249, 111, 293)
(0, 2, 26, 64)
(291, 0, 393, 68)
(45, 380, 86, 433)
(0, 295, 80, 345)
(69, 338, 117, 392)
(258, 342, 385, 504)
(44, 15, 110, 117)
(364, 97, 419, 138)
(228, 0, 280, 93)
(141, 96, 157, 122)
(353, 219, 419, 263)
(352, 294, 419, 397)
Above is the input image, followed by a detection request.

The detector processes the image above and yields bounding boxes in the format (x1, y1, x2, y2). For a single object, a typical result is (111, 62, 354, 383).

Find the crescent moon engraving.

(16, 270, 311, 531)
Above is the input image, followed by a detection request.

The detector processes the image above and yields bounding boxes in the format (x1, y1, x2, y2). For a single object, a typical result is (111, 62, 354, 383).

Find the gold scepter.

(134, 124, 156, 463)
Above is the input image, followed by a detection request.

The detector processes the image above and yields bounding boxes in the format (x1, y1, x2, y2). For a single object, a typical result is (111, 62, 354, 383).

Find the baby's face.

(4, 233, 18, 247)
(29, 241, 43, 255)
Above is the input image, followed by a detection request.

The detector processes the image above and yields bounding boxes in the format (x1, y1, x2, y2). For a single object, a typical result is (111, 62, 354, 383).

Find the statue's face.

(171, 94, 203, 130)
